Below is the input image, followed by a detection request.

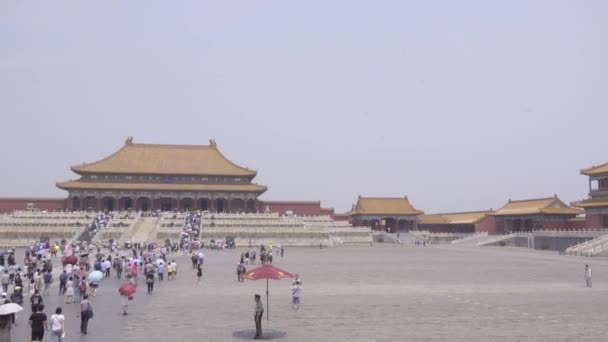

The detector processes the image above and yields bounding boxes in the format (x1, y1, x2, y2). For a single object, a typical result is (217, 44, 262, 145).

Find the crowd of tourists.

(179, 211, 202, 251)
(0, 213, 304, 341)
(0, 239, 187, 341)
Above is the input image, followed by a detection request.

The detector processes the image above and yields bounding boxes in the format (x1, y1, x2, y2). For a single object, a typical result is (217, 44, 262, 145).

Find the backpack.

(44, 273, 52, 283)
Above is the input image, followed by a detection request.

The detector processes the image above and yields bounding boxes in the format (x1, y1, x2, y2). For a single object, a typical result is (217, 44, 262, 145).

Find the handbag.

(87, 309, 94, 319)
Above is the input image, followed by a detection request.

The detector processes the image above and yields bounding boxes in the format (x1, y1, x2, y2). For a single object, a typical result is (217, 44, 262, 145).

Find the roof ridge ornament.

(125, 136, 134, 145)
(209, 139, 217, 147)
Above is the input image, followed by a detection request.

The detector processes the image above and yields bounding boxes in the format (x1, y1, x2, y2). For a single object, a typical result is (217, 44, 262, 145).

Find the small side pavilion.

(491, 196, 582, 233)
(348, 196, 423, 232)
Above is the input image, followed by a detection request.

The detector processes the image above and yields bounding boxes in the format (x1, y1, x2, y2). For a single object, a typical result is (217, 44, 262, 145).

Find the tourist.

(7, 264, 16, 285)
(197, 265, 203, 284)
(167, 262, 173, 280)
(120, 292, 129, 316)
(65, 277, 74, 304)
(34, 270, 43, 293)
(50, 307, 65, 342)
(146, 271, 154, 294)
(293, 274, 302, 286)
(131, 261, 139, 285)
(73, 274, 81, 303)
(254, 294, 264, 339)
(89, 279, 100, 297)
(291, 280, 302, 311)
(9, 287, 22, 306)
(79, 294, 93, 335)
(0, 314, 12, 342)
(43, 270, 53, 296)
(236, 263, 246, 282)
(59, 270, 67, 295)
(171, 260, 178, 279)
(28, 304, 48, 342)
(1, 293, 14, 325)
(103, 258, 112, 278)
(1, 270, 9, 293)
(78, 278, 88, 299)
(585, 264, 592, 288)
(30, 289, 43, 312)
(157, 261, 165, 282)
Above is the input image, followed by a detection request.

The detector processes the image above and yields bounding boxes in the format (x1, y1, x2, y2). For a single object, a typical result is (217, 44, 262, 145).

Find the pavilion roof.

(492, 196, 582, 216)
(572, 197, 608, 209)
(418, 211, 492, 225)
(70, 139, 257, 177)
(56, 180, 267, 193)
(581, 162, 608, 176)
(349, 196, 423, 216)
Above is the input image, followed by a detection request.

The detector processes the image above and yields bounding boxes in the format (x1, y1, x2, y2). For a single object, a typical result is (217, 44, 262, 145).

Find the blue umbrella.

(37, 249, 45, 256)
(88, 270, 103, 282)
(133, 258, 142, 264)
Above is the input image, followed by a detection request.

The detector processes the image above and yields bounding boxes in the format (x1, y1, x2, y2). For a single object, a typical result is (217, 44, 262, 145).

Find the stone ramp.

(75, 229, 93, 244)
(475, 233, 517, 247)
(565, 231, 608, 256)
(125, 216, 159, 244)
(450, 232, 489, 246)
(373, 232, 401, 244)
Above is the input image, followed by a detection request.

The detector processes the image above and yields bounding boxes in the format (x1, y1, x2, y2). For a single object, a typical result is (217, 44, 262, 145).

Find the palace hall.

(56, 138, 267, 212)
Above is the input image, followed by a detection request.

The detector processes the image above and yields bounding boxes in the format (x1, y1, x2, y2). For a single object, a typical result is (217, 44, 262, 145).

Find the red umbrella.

(243, 265, 294, 322)
(119, 283, 137, 297)
(62, 255, 78, 265)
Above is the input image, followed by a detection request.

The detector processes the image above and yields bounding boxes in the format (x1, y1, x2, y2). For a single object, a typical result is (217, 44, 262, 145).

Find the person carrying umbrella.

(254, 294, 264, 339)
(88, 271, 103, 297)
(118, 281, 136, 315)
(0, 313, 12, 342)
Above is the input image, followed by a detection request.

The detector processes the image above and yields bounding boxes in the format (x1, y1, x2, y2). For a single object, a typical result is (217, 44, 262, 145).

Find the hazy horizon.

(1, 1, 606, 213)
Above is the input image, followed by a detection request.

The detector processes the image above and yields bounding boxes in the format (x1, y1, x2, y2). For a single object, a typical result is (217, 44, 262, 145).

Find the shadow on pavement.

(233, 329, 287, 340)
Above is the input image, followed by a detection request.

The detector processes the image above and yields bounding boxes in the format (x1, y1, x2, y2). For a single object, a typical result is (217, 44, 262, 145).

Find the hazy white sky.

(0, 1, 606, 213)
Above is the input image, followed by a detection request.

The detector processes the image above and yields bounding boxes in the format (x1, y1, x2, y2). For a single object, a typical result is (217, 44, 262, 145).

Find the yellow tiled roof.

(417, 214, 449, 225)
(71, 140, 257, 176)
(441, 211, 492, 224)
(492, 196, 582, 216)
(418, 211, 492, 225)
(350, 196, 423, 216)
(56, 180, 267, 193)
(581, 162, 608, 176)
(572, 198, 608, 208)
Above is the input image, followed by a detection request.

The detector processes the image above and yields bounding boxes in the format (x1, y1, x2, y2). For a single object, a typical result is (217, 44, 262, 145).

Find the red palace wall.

(567, 220, 587, 230)
(586, 213, 608, 229)
(475, 216, 497, 234)
(0, 198, 66, 213)
(535, 219, 570, 230)
(257, 201, 323, 216)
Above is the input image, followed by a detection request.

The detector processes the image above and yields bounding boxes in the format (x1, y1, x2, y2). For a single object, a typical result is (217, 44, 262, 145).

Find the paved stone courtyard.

(9, 244, 608, 341)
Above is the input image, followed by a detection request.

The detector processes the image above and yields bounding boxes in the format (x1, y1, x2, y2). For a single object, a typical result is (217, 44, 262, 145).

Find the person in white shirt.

(50, 306, 65, 342)
(291, 281, 302, 311)
(585, 264, 592, 288)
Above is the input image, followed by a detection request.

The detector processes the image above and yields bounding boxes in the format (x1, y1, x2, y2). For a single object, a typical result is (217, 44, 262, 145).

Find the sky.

(0, 0, 606, 213)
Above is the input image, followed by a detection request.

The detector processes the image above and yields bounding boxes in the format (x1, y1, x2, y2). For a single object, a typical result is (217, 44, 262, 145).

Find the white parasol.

(0, 303, 23, 315)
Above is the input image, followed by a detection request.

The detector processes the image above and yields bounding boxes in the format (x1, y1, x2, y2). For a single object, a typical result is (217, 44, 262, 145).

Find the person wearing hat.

(254, 294, 264, 339)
